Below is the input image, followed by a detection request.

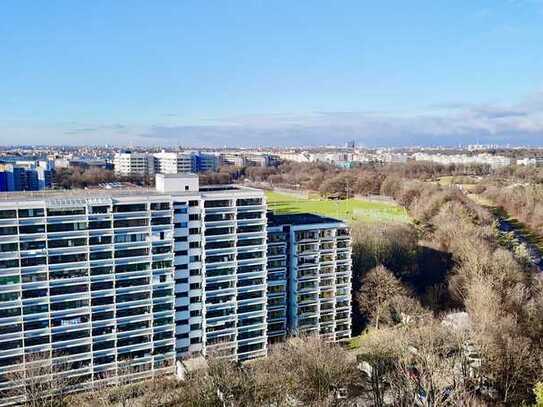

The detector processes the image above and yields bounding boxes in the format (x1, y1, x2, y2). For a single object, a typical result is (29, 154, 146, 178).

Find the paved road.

(496, 217, 543, 272)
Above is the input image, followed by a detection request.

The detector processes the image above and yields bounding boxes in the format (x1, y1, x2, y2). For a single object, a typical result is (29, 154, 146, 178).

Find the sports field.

(265, 191, 410, 224)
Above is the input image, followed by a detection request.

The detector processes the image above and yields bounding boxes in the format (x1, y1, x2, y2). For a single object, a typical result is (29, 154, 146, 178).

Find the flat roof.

(0, 184, 263, 203)
(156, 173, 198, 178)
(267, 212, 344, 227)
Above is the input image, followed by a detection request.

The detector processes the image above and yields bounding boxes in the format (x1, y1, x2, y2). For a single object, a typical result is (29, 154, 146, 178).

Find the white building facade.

(0, 176, 352, 404)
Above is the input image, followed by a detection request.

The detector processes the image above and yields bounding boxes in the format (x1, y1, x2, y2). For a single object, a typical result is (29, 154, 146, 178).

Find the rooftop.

(267, 212, 344, 227)
(0, 183, 262, 204)
(156, 173, 198, 178)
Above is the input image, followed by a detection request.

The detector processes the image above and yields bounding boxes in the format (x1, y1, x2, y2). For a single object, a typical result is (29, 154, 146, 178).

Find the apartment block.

(0, 175, 351, 404)
(153, 152, 193, 174)
(114, 152, 221, 176)
(267, 214, 352, 343)
(113, 152, 155, 176)
(0, 192, 177, 405)
(0, 162, 53, 192)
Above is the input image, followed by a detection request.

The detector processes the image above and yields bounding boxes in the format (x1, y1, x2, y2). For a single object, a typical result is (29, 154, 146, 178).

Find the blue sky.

(1, 1, 542, 146)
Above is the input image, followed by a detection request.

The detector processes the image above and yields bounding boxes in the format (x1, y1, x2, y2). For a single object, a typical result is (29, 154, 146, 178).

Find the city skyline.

(1, 1, 543, 146)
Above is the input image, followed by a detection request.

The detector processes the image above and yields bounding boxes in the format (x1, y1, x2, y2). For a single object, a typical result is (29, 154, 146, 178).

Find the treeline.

(245, 161, 491, 196)
(53, 168, 152, 189)
(484, 184, 543, 234)
(351, 176, 543, 405)
(67, 337, 362, 407)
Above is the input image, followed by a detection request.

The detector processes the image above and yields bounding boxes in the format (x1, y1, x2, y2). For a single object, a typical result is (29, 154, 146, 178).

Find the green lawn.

(265, 191, 410, 224)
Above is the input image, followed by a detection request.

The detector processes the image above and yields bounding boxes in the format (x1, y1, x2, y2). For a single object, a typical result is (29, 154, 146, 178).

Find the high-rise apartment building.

(0, 175, 351, 405)
(0, 161, 53, 192)
(114, 152, 220, 176)
(0, 191, 177, 405)
(153, 152, 193, 174)
(113, 152, 155, 177)
(267, 214, 352, 343)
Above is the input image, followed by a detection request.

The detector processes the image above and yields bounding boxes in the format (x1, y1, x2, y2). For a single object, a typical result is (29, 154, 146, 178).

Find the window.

(237, 198, 262, 206)
(90, 251, 112, 260)
(20, 256, 46, 267)
(0, 210, 16, 219)
(19, 224, 46, 234)
(89, 221, 111, 230)
(174, 207, 188, 214)
(151, 217, 171, 225)
(18, 208, 45, 218)
(114, 218, 148, 228)
(189, 228, 200, 235)
(189, 214, 200, 221)
(90, 205, 109, 214)
(189, 283, 201, 290)
(114, 248, 149, 258)
(175, 305, 189, 312)
(174, 236, 187, 242)
(113, 203, 146, 213)
(47, 207, 85, 217)
(49, 253, 87, 264)
(206, 240, 235, 250)
(48, 237, 87, 248)
(47, 222, 86, 233)
(151, 202, 170, 211)
(20, 240, 46, 250)
(204, 200, 230, 208)
(0, 226, 18, 236)
(188, 200, 199, 207)
(189, 241, 200, 249)
(176, 278, 188, 284)
(175, 250, 188, 256)
(0, 259, 19, 269)
(0, 242, 18, 252)
(237, 211, 262, 220)
(89, 236, 112, 246)
(190, 296, 201, 304)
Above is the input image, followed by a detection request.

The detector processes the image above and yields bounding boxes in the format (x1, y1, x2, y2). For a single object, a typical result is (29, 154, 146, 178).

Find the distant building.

(0, 161, 52, 192)
(191, 152, 219, 172)
(413, 152, 512, 169)
(113, 152, 155, 176)
(220, 153, 246, 167)
(517, 157, 543, 167)
(114, 151, 221, 176)
(153, 151, 193, 174)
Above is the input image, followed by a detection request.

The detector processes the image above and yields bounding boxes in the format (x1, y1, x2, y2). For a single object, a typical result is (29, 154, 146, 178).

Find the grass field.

(265, 191, 410, 224)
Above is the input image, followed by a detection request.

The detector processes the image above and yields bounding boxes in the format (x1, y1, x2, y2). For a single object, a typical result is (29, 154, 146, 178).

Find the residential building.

(0, 191, 177, 405)
(153, 152, 193, 174)
(412, 152, 512, 169)
(0, 161, 52, 192)
(113, 152, 155, 176)
(0, 175, 352, 404)
(267, 214, 352, 343)
(114, 151, 220, 176)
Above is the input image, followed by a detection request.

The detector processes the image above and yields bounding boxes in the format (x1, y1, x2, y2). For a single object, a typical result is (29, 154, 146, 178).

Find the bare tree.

(6, 351, 71, 407)
(357, 265, 410, 329)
